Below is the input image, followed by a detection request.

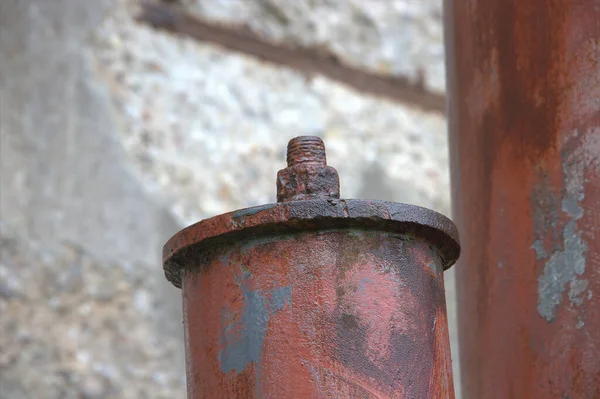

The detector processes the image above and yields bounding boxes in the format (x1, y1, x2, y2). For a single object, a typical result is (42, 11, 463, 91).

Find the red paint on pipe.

(182, 232, 454, 398)
(445, 0, 600, 397)
(165, 137, 460, 398)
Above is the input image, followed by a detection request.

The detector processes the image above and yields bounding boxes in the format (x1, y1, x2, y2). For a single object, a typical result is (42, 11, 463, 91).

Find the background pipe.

(444, 1, 600, 397)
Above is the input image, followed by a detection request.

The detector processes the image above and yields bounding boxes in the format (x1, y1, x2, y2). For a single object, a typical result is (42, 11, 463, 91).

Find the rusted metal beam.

(444, 0, 600, 397)
(163, 136, 461, 397)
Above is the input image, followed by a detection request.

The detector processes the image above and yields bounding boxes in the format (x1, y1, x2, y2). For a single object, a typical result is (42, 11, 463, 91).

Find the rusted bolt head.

(277, 136, 340, 202)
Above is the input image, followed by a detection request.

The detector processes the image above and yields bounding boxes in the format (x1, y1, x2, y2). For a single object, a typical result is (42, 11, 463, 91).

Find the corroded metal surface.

(164, 136, 460, 398)
(276, 136, 340, 202)
(163, 199, 460, 288)
(444, 1, 600, 397)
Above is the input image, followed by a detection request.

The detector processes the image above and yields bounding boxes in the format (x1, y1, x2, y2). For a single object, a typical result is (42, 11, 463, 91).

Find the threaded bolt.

(286, 136, 327, 167)
(277, 136, 339, 202)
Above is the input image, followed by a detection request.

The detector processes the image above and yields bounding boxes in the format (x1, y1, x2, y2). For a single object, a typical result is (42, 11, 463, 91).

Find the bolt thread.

(286, 136, 327, 167)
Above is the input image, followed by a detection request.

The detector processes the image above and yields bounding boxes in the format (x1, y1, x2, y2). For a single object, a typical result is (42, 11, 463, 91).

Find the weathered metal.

(164, 136, 461, 398)
(444, 1, 600, 398)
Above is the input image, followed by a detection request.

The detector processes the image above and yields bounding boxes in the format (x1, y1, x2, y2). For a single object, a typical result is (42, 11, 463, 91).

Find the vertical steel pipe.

(444, 1, 600, 397)
(163, 136, 460, 398)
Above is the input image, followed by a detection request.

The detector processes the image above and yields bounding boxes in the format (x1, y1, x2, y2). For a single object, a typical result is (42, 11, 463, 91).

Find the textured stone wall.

(184, 0, 446, 93)
(0, 0, 458, 397)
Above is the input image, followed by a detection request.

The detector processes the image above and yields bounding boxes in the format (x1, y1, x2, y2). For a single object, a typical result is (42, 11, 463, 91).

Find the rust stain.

(428, 307, 455, 399)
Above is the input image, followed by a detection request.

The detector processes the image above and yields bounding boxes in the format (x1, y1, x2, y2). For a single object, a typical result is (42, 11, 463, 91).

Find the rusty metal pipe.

(444, 1, 600, 397)
(163, 136, 461, 398)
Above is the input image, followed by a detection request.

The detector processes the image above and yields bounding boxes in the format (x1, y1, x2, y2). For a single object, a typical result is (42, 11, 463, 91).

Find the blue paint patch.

(531, 240, 547, 260)
(537, 151, 589, 322)
(238, 235, 286, 255)
(358, 277, 373, 292)
(347, 230, 366, 239)
(217, 247, 234, 266)
(428, 261, 440, 273)
(269, 285, 293, 314)
(218, 283, 293, 375)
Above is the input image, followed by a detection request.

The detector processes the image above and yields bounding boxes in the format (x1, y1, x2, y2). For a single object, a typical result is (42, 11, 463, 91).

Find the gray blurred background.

(0, 0, 457, 397)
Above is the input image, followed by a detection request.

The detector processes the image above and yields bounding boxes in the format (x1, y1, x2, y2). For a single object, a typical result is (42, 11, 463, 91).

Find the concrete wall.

(0, 0, 457, 397)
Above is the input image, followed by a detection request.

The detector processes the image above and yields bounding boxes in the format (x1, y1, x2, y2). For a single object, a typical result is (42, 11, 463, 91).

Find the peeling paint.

(536, 133, 595, 321)
(219, 282, 293, 375)
(561, 195, 583, 220)
(531, 240, 547, 260)
(568, 279, 589, 306)
(537, 221, 588, 321)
